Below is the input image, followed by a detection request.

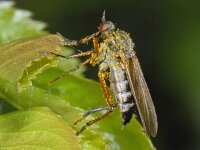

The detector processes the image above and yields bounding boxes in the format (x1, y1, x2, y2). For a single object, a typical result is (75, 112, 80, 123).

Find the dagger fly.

(50, 11, 158, 137)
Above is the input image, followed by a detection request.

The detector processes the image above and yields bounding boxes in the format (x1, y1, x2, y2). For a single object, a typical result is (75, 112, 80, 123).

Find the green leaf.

(0, 107, 80, 150)
(0, 77, 113, 149)
(0, 34, 65, 91)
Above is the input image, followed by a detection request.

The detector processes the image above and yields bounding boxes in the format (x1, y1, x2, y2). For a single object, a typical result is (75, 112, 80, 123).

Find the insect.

(50, 11, 158, 137)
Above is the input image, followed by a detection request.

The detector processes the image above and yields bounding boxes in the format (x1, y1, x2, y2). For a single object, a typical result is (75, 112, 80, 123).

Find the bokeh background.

(13, 0, 200, 149)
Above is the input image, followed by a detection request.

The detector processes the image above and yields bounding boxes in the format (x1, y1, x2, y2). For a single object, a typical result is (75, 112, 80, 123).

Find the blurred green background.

(11, 0, 200, 149)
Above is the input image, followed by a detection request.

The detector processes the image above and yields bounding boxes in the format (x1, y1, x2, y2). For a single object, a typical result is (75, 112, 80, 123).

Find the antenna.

(102, 10, 106, 22)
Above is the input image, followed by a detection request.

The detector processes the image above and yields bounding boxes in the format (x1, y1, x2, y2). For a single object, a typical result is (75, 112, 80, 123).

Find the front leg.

(57, 32, 100, 48)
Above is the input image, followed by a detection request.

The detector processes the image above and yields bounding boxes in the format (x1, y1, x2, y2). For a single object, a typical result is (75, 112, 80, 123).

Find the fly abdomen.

(110, 66, 135, 125)
(116, 91, 132, 103)
(117, 91, 134, 125)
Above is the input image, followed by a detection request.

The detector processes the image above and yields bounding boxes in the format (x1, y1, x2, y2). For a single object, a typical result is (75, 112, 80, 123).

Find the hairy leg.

(75, 72, 116, 135)
(49, 58, 90, 84)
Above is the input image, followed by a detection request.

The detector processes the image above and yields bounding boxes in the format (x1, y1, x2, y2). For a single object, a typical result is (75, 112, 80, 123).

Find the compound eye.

(99, 22, 111, 32)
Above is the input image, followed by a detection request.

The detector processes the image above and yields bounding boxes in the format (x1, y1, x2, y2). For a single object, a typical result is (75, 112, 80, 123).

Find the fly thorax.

(101, 30, 114, 39)
(90, 50, 106, 66)
(101, 32, 109, 39)
(115, 30, 135, 59)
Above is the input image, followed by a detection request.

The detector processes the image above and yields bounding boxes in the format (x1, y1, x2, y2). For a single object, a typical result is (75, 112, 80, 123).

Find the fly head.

(98, 10, 115, 33)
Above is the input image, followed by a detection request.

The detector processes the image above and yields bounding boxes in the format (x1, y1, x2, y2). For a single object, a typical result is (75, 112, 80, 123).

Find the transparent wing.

(120, 52, 158, 137)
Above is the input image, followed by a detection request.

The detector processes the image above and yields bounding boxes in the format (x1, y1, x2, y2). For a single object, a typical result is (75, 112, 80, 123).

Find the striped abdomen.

(110, 66, 134, 125)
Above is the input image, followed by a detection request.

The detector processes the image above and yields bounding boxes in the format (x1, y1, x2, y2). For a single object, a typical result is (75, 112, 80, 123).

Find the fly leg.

(49, 31, 100, 84)
(57, 32, 100, 49)
(76, 107, 114, 135)
(56, 32, 100, 64)
(98, 72, 113, 105)
(75, 72, 116, 135)
(49, 37, 93, 83)
(49, 58, 90, 84)
(50, 50, 92, 59)
(74, 105, 111, 125)
(48, 51, 91, 84)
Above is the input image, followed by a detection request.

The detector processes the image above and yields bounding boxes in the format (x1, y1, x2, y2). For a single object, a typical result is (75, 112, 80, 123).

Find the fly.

(50, 11, 158, 137)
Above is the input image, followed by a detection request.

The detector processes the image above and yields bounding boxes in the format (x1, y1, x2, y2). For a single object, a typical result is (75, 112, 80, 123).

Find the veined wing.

(120, 51, 158, 137)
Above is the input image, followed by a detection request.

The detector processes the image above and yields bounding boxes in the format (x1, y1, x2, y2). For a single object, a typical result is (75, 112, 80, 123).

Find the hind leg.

(75, 72, 116, 135)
